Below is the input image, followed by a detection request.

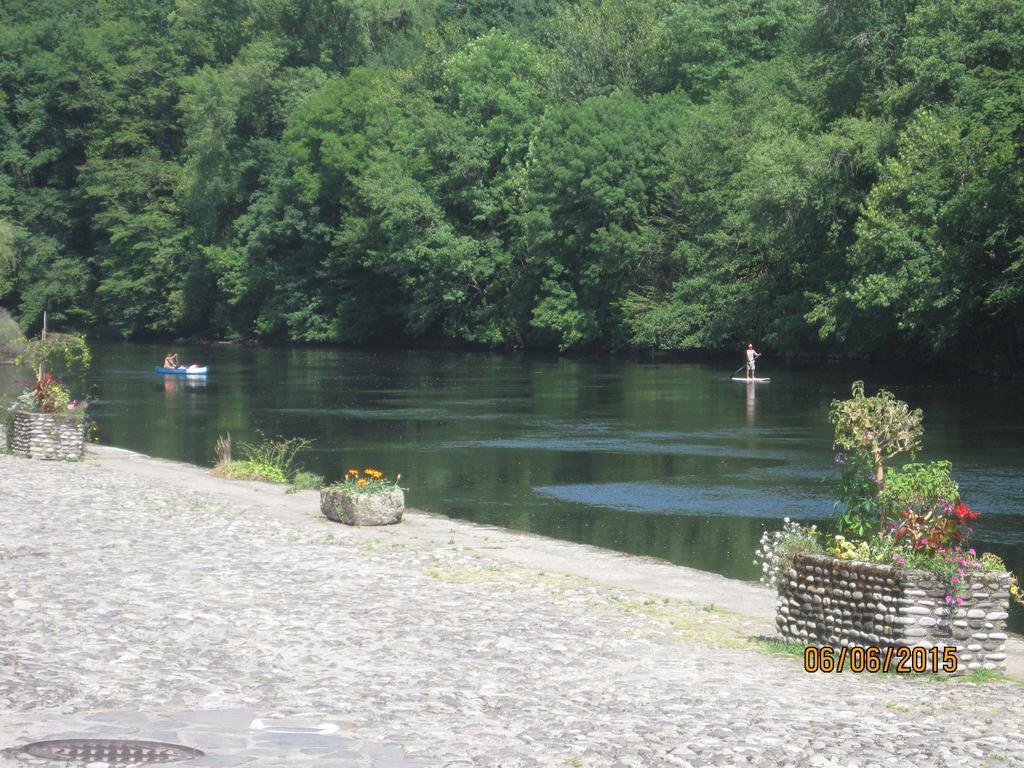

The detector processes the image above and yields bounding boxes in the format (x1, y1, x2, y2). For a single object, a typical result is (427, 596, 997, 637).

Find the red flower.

(954, 502, 977, 522)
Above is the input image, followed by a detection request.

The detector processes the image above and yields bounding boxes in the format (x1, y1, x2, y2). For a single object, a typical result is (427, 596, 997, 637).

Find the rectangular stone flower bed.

(777, 551, 1011, 673)
(6, 410, 87, 460)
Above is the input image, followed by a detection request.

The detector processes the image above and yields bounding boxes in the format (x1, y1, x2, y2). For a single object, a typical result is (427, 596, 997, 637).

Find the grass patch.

(212, 433, 311, 485)
(753, 637, 807, 660)
(425, 564, 511, 585)
(982, 756, 1009, 767)
(603, 593, 757, 649)
(957, 668, 1023, 685)
(217, 459, 288, 483)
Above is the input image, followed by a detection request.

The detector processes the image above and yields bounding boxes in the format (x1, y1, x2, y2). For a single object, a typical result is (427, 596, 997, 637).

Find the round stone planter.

(777, 551, 1011, 673)
(6, 409, 87, 460)
(320, 487, 404, 526)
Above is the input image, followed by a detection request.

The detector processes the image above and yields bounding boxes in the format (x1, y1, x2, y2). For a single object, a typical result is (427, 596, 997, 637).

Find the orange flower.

(347, 468, 359, 476)
(358, 478, 367, 487)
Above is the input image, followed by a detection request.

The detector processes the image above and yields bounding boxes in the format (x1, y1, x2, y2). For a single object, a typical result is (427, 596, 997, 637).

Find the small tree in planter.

(320, 468, 404, 526)
(7, 331, 91, 459)
(828, 380, 923, 534)
(759, 381, 1022, 673)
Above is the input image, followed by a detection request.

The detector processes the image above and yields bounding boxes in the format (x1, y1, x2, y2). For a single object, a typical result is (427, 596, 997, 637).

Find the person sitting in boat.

(745, 343, 760, 380)
(163, 352, 180, 369)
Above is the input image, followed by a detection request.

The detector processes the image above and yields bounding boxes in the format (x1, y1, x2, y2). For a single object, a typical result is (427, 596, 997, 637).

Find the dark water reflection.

(4, 342, 1021, 629)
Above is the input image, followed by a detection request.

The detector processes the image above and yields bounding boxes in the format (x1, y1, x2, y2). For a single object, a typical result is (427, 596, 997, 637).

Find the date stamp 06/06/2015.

(803, 645, 959, 674)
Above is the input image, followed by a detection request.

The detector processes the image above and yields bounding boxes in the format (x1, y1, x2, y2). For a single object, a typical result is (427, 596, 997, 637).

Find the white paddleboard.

(732, 377, 770, 382)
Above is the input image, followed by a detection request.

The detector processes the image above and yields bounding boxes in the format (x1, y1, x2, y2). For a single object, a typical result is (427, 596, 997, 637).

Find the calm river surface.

(5, 342, 1023, 627)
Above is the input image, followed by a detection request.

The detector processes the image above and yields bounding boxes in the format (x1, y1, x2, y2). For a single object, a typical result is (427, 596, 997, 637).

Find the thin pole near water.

(38, 310, 48, 380)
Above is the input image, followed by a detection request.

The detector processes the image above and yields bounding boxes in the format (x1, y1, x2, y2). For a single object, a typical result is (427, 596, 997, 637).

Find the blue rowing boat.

(155, 366, 208, 376)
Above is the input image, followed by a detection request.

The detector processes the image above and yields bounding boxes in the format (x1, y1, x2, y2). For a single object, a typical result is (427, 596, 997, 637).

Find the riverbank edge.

(43, 444, 1024, 680)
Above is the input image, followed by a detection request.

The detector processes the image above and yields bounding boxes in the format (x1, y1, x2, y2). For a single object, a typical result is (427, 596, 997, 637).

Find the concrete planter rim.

(792, 550, 1010, 585)
(8, 407, 88, 420)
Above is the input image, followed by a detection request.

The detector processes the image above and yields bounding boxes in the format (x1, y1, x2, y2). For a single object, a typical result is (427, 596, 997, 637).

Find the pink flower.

(951, 577, 960, 584)
(956, 596, 964, 605)
(945, 595, 953, 603)
(968, 548, 976, 556)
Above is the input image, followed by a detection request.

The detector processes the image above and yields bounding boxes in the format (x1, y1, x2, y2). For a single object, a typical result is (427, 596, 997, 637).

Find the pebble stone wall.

(777, 551, 1011, 673)
(5, 409, 86, 460)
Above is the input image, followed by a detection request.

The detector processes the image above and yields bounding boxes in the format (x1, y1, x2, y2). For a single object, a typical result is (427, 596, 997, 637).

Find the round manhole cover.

(19, 738, 204, 764)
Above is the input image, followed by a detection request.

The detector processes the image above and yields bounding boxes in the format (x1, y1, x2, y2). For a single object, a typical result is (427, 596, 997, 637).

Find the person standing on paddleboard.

(745, 343, 760, 380)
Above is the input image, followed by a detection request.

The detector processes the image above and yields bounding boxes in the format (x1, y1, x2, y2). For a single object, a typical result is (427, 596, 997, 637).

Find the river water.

(4, 341, 1023, 626)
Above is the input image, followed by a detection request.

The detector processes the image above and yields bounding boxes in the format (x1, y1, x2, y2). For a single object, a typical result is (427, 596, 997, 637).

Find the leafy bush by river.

(0, 308, 23, 363)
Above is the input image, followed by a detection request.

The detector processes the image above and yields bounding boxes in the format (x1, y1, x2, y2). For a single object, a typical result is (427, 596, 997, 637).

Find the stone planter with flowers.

(6, 332, 91, 461)
(320, 468, 404, 526)
(757, 382, 1022, 675)
(777, 550, 1011, 672)
(6, 406, 88, 460)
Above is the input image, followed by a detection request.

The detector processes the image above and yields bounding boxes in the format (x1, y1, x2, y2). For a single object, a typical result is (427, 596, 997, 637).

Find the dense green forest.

(1, 0, 1022, 367)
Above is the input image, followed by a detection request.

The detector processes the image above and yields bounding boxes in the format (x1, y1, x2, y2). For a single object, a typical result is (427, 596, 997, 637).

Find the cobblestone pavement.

(2, 451, 1023, 768)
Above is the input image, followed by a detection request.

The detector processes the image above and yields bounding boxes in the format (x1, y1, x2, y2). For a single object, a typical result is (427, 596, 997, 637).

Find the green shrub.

(0, 307, 24, 360)
(213, 433, 311, 485)
(238, 434, 309, 477)
(879, 461, 959, 520)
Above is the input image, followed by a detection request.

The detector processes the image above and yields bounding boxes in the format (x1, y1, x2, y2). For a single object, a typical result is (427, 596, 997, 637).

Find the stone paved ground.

(2, 449, 1023, 768)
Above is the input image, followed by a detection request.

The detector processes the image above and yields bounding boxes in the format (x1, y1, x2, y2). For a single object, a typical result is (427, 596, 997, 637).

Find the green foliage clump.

(19, 332, 91, 382)
(0, 307, 24, 361)
(216, 460, 288, 484)
(880, 461, 959, 524)
(214, 434, 311, 484)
